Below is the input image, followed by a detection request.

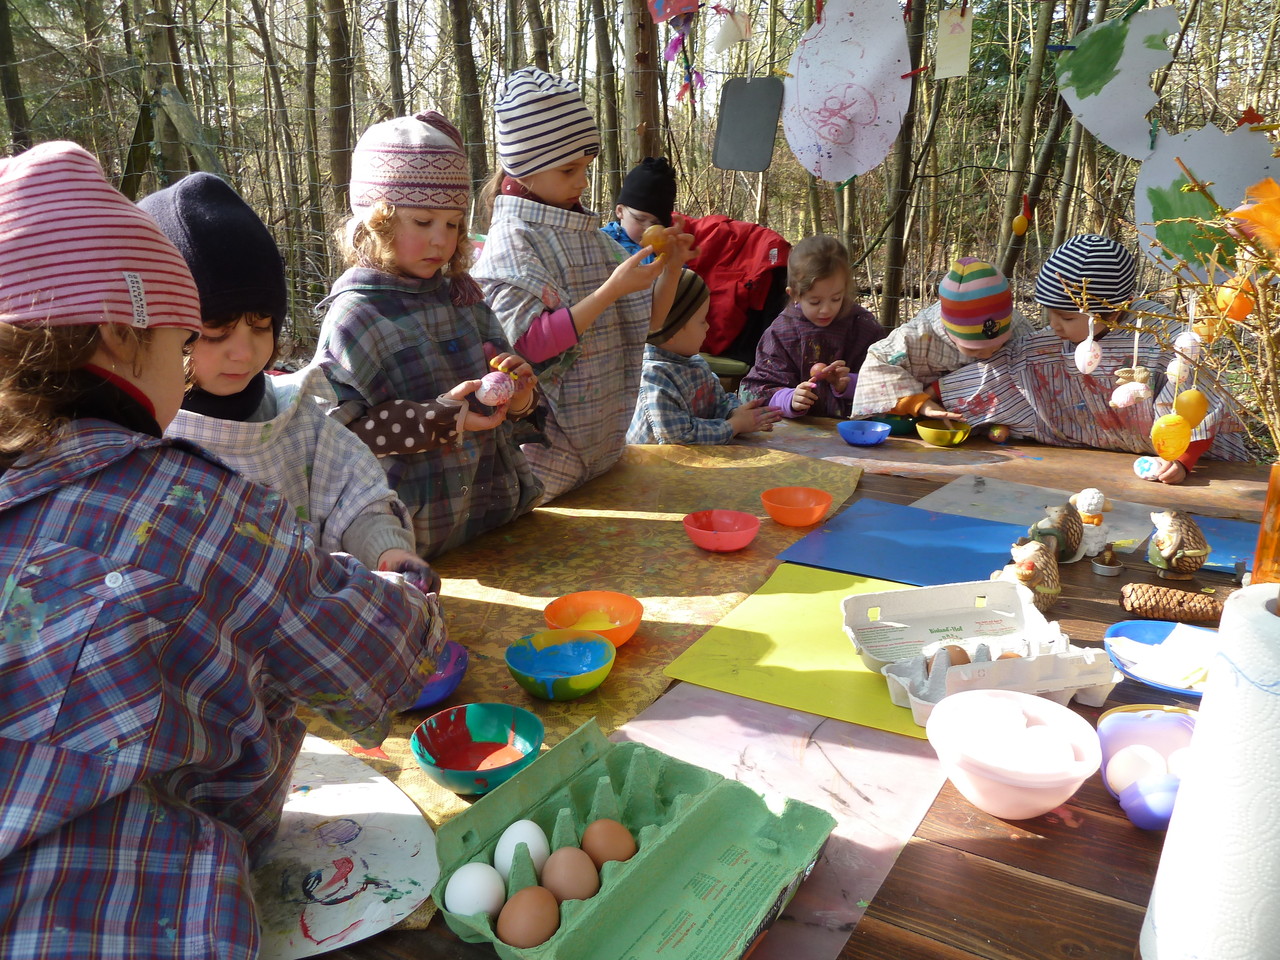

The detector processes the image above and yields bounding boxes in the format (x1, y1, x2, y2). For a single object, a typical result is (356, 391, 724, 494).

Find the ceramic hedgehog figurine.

(992, 537, 1062, 613)
(1147, 509, 1210, 580)
(1069, 487, 1113, 557)
(1028, 501, 1084, 561)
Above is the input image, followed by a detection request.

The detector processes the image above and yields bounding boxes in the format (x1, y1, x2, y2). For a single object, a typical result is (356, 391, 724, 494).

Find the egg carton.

(843, 579, 1057, 673)
(431, 719, 836, 960)
(881, 637, 1123, 727)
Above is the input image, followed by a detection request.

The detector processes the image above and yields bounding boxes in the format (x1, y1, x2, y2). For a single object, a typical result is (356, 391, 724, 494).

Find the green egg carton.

(432, 719, 836, 960)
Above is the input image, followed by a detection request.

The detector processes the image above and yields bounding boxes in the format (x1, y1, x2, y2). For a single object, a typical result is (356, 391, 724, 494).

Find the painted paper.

(711, 10, 752, 54)
(252, 736, 438, 960)
(646, 0, 698, 25)
(782, 0, 911, 182)
(1134, 124, 1280, 281)
(1055, 7, 1179, 160)
(934, 9, 973, 80)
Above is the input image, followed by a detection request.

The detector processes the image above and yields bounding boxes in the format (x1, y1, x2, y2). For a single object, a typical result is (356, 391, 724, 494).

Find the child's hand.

(661, 216, 700, 269)
(917, 398, 964, 420)
(488, 352, 538, 415)
(377, 549, 442, 596)
(825, 360, 852, 392)
(604, 246, 667, 300)
(729, 398, 783, 435)
(1145, 457, 1189, 484)
(791, 381, 819, 415)
(445, 379, 509, 432)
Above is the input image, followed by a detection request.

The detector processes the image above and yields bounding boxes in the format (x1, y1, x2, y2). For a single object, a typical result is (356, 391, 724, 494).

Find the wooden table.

(324, 441, 1261, 960)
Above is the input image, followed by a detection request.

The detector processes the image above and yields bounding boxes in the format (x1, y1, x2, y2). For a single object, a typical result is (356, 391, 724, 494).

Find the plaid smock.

(0, 420, 441, 959)
(936, 299, 1249, 459)
(627, 345, 742, 444)
(313, 267, 542, 559)
(474, 195, 651, 501)
(166, 364, 414, 569)
(740, 300, 887, 418)
(849, 301, 1035, 417)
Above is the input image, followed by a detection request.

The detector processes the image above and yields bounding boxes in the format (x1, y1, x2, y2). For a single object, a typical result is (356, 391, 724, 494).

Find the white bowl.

(925, 689, 1101, 820)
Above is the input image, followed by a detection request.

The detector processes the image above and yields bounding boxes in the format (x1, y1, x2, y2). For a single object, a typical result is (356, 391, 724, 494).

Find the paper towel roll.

(1140, 584, 1280, 959)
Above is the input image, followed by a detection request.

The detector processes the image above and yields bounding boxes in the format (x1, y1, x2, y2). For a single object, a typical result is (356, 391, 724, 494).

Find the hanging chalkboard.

(712, 76, 785, 173)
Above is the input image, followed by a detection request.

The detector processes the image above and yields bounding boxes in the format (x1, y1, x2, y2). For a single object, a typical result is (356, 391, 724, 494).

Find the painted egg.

(476, 370, 517, 407)
(640, 224, 669, 255)
(1133, 456, 1162, 480)
(987, 424, 1010, 444)
(1151, 414, 1192, 460)
(1173, 389, 1209, 428)
(1011, 214, 1029, 236)
(1074, 336, 1101, 374)
(1165, 358, 1187, 384)
(1173, 330, 1202, 358)
(1192, 315, 1226, 344)
(1214, 277, 1255, 321)
(1110, 380, 1152, 408)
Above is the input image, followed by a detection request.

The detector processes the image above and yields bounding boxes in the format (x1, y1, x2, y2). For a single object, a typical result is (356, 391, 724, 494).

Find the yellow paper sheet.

(665, 563, 926, 738)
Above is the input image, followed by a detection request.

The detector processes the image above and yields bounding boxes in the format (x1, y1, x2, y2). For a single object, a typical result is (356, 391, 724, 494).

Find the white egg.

(1074, 337, 1101, 374)
(493, 819, 550, 881)
(443, 861, 507, 918)
(1165, 746, 1193, 779)
(1173, 331, 1202, 358)
(1105, 743, 1168, 794)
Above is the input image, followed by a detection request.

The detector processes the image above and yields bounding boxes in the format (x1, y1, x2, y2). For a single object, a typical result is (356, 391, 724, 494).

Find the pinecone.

(1120, 582, 1224, 624)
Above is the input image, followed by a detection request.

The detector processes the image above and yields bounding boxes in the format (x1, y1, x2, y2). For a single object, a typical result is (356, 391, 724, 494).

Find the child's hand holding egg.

(641, 224, 669, 258)
(476, 369, 517, 407)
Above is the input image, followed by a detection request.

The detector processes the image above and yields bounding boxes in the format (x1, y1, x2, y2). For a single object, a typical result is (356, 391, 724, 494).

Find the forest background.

(1, 0, 1276, 378)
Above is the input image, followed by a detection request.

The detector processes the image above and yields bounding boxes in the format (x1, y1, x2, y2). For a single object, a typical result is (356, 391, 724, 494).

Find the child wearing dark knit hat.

(142, 171, 448, 583)
(602, 156, 679, 262)
(313, 109, 544, 558)
(628, 270, 781, 444)
(473, 67, 700, 500)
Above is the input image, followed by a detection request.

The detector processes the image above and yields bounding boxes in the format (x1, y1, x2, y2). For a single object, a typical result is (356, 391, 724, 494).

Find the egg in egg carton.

(431, 719, 836, 960)
(881, 635, 1123, 727)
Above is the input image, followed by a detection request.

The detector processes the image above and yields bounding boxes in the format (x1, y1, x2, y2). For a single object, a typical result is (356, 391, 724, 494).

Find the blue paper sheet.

(1193, 513, 1260, 575)
(778, 498, 1027, 586)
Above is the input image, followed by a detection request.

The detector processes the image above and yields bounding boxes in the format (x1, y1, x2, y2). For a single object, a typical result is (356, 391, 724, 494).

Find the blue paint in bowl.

(505, 629, 616, 701)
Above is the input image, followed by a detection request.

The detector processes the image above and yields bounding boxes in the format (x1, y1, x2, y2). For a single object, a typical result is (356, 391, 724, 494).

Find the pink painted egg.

(476, 370, 517, 406)
(1074, 336, 1101, 374)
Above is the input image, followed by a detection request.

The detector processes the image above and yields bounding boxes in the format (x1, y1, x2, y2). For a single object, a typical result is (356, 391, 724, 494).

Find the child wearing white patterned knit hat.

(0, 141, 443, 956)
(473, 67, 700, 500)
(313, 109, 544, 559)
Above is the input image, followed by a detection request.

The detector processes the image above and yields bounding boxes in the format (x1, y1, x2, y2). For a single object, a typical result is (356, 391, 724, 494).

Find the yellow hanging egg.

(1011, 214, 1028, 237)
(1191, 315, 1225, 344)
(1214, 277, 1255, 321)
(1173, 389, 1209, 428)
(1151, 414, 1192, 461)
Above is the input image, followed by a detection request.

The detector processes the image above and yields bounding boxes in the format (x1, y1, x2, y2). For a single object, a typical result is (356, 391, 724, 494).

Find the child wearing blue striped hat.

(473, 67, 699, 501)
(935, 235, 1248, 481)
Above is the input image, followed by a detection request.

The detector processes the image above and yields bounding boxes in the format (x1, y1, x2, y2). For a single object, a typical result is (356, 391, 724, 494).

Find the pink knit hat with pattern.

(0, 141, 201, 334)
(350, 111, 470, 213)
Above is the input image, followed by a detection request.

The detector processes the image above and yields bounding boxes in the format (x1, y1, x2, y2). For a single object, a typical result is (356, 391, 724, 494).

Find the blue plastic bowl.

(1102, 619, 1212, 699)
(406, 640, 470, 711)
(506, 629, 616, 701)
(410, 702, 544, 795)
(838, 420, 891, 446)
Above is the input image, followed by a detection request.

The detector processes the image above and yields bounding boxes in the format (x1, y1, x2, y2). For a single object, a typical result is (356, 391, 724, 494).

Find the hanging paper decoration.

(934, 8, 973, 80)
(1151, 413, 1192, 460)
(1229, 178, 1280, 252)
(1134, 125, 1278, 281)
(664, 12, 705, 106)
(1054, 7, 1179, 161)
(782, 0, 910, 182)
(647, 0, 698, 25)
(711, 8, 752, 54)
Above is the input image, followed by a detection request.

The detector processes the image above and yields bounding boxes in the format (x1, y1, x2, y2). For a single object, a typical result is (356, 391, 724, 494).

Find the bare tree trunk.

(137, 0, 185, 183)
(302, 0, 330, 314)
(622, 0, 661, 160)
(446, 0, 489, 224)
(591, 0, 621, 202)
(996, 0, 1054, 256)
(325, 0, 354, 209)
(882, 0, 927, 328)
(247, 0, 303, 216)
(526, 0, 550, 73)
(505, 0, 527, 71)
(223, 0, 240, 168)
(0, 0, 32, 152)
(387, 0, 405, 115)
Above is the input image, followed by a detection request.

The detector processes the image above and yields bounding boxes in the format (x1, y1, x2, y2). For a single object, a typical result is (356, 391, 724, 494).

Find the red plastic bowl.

(760, 486, 833, 527)
(682, 509, 761, 552)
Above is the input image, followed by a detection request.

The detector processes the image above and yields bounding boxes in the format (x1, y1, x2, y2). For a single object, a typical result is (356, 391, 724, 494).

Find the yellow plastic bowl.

(915, 418, 972, 447)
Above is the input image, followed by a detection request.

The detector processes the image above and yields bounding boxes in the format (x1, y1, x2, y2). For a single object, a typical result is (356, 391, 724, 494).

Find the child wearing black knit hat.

(602, 157, 679, 262)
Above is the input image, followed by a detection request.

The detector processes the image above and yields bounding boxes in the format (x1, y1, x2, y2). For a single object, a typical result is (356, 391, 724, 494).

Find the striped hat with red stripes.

(938, 257, 1014, 348)
(0, 141, 201, 334)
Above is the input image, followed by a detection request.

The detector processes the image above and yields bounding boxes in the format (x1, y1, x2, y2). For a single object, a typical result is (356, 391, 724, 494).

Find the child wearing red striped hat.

(473, 67, 699, 501)
(0, 142, 442, 959)
(314, 109, 544, 558)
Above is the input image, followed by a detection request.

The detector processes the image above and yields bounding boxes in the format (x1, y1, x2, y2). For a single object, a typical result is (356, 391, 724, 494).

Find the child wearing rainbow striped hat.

(850, 257, 1032, 420)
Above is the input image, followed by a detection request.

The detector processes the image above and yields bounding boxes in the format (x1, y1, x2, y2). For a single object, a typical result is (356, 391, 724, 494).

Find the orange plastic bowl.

(544, 590, 644, 647)
(760, 486, 833, 527)
(682, 509, 761, 552)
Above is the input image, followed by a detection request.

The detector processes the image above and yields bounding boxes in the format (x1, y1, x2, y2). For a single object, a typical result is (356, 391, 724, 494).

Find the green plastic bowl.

(410, 702, 544, 795)
(871, 414, 918, 436)
(505, 629, 616, 701)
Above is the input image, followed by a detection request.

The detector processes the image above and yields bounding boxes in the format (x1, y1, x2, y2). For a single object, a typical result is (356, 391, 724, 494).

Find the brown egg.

(540, 845, 600, 903)
(640, 224, 669, 255)
(997, 650, 1023, 660)
(927, 644, 970, 676)
(495, 885, 559, 948)
(580, 818, 637, 869)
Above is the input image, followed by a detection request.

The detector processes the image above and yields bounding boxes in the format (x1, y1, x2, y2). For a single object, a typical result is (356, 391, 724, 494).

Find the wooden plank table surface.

(320, 433, 1265, 960)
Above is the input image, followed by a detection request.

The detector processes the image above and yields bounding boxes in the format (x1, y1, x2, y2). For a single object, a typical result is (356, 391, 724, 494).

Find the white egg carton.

(881, 636, 1123, 727)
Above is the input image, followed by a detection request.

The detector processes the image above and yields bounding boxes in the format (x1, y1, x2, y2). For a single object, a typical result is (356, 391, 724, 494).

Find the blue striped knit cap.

(350, 111, 470, 213)
(495, 67, 600, 178)
(1034, 234, 1137, 311)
